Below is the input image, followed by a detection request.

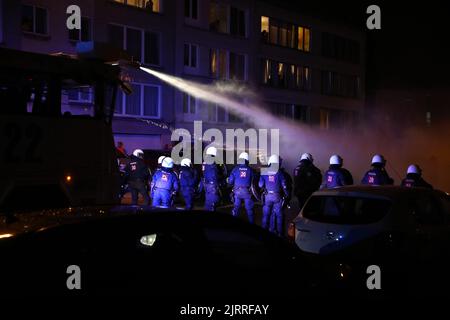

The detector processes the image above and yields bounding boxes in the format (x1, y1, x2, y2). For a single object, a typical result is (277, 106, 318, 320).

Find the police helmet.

(133, 149, 144, 159)
(162, 157, 174, 169)
(300, 153, 313, 162)
(238, 152, 249, 161)
(157, 156, 166, 165)
(181, 158, 192, 167)
(268, 154, 279, 165)
(407, 164, 422, 175)
(371, 154, 386, 166)
(330, 154, 343, 166)
(206, 146, 218, 157)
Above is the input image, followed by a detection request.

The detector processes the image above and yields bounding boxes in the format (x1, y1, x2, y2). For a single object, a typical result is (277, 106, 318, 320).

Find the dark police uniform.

(179, 166, 199, 210)
(259, 169, 288, 236)
(228, 164, 255, 223)
(361, 165, 394, 186)
(200, 163, 224, 212)
(401, 173, 433, 189)
(125, 155, 150, 205)
(293, 159, 322, 209)
(151, 168, 179, 208)
(322, 165, 353, 189)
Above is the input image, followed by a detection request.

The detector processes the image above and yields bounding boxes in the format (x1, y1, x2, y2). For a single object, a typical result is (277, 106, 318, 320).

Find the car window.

(303, 196, 392, 225)
(411, 194, 445, 226)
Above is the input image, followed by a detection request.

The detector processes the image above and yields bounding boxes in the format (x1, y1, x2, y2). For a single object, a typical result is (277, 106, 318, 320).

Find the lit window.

(298, 26, 310, 52)
(304, 28, 311, 52)
(261, 16, 269, 33)
(298, 27, 304, 50)
(114, 0, 161, 13)
(263, 59, 272, 84)
(277, 63, 285, 87)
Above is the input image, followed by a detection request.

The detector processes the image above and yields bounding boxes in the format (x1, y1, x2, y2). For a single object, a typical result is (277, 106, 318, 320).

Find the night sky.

(269, 1, 450, 90)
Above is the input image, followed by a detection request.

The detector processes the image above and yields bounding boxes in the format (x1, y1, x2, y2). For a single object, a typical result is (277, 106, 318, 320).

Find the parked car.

(0, 207, 333, 296)
(289, 186, 450, 294)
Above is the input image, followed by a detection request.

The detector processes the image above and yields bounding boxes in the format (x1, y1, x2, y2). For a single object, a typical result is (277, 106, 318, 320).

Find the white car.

(289, 186, 450, 256)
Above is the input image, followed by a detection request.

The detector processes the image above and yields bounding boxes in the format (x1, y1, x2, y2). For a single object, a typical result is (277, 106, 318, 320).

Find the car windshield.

(302, 195, 392, 225)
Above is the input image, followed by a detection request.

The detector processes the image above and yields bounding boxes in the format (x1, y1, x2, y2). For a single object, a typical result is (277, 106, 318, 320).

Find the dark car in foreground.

(0, 207, 333, 296)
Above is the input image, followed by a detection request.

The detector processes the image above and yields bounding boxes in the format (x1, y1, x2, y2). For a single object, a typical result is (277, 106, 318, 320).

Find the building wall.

(1, 0, 366, 150)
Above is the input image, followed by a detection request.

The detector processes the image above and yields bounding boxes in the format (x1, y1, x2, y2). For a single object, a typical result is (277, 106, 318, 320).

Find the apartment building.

(0, 0, 365, 150)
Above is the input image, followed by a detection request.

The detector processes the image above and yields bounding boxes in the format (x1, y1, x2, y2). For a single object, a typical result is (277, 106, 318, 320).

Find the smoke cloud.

(140, 67, 450, 192)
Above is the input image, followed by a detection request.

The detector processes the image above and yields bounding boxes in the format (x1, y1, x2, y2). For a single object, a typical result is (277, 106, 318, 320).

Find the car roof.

(311, 185, 448, 200)
(0, 206, 226, 238)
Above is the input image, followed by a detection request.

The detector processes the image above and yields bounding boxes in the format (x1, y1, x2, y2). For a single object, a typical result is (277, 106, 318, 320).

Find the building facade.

(0, 0, 365, 152)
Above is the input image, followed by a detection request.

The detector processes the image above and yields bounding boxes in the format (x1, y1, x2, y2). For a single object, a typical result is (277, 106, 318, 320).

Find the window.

(206, 102, 217, 122)
(184, 44, 198, 68)
(144, 31, 160, 65)
(262, 16, 310, 52)
(262, 59, 311, 91)
(127, 28, 142, 62)
(320, 109, 330, 130)
(217, 105, 226, 122)
(298, 26, 311, 52)
(183, 93, 197, 114)
(115, 83, 160, 118)
(22, 5, 48, 35)
(0, 0, 3, 43)
(321, 71, 360, 98)
(262, 59, 272, 85)
(108, 24, 160, 65)
(322, 32, 360, 64)
(211, 49, 246, 80)
(184, 0, 198, 20)
(209, 1, 228, 33)
(261, 16, 269, 42)
(113, 0, 161, 13)
(277, 63, 286, 88)
(229, 52, 245, 81)
(267, 103, 309, 123)
(67, 87, 92, 103)
(68, 17, 92, 42)
(303, 196, 392, 225)
(230, 7, 246, 37)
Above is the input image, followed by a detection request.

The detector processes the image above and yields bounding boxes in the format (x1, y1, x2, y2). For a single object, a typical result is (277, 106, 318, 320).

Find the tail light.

(287, 221, 296, 243)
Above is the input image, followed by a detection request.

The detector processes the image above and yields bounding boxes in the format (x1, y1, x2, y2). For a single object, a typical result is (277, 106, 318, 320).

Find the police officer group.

(124, 147, 433, 236)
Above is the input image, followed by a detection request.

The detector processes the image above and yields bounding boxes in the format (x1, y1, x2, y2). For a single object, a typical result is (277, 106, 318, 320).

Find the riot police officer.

(228, 152, 255, 223)
(179, 158, 199, 210)
(151, 157, 179, 208)
(200, 146, 225, 212)
(321, 154, 353, 189)
(361, 154, 394, 186)
(293, 153, 322, 209)
(278, 156, 293, 207)
(259, 154, 289, 236)
(125, 149, 150, 205)
(401, 164, 433, 189)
